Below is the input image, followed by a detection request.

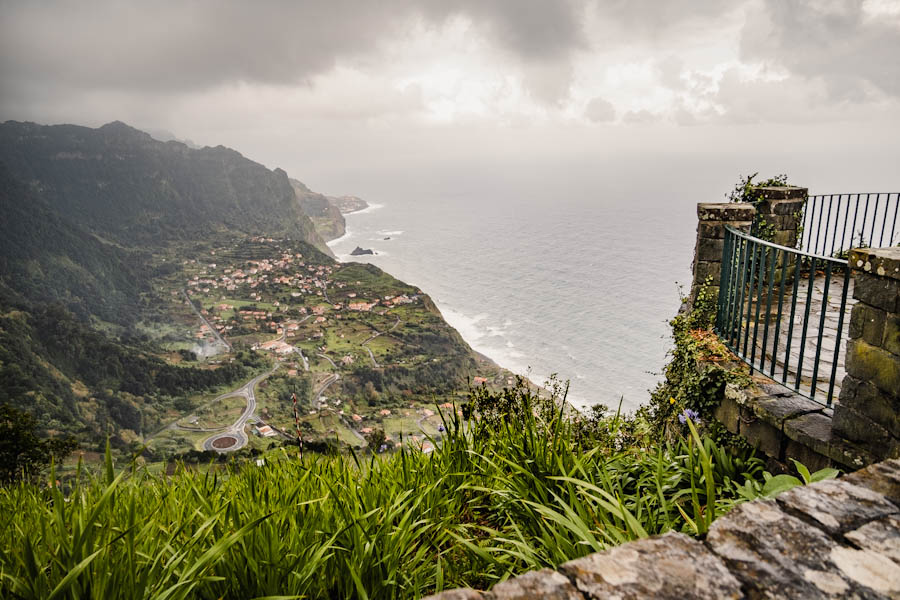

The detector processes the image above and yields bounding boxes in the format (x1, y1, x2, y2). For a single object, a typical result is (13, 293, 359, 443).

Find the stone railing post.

(833, 247, 900, 460)
(690, 203, 755, 309)
(753, 186, 808, 249)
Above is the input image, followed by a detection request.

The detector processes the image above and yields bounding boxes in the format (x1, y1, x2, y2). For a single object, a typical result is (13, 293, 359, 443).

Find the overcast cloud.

(1, 0, 898, 193)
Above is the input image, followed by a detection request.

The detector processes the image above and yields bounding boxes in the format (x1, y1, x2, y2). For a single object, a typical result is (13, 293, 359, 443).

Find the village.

(147, 236, 510, 458)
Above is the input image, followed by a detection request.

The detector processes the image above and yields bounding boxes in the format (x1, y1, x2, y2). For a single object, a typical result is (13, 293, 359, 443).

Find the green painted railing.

(800, 193, 900, 256)
(716, 226, 850, 406)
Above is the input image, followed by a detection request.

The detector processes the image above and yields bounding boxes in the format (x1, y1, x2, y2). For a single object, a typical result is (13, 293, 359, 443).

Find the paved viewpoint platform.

(735, 271, 855, 403)
(425, 459, 900, 599)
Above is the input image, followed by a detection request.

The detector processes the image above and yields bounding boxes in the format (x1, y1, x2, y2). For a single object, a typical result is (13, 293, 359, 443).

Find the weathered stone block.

(833, 402, 894, 450)
(489, 569, 582, 600)
(843, 458, 900, 505)
(783, 412, 836, 460)
(714, 394, 741, 434)
(853, 272, 900, 313)
(845, 515, 900, 564)
(836, 375, 900, 439)
(698, 203, 756, 221)
(698, 237, 725, 262)
(772, 214, 797, 230)
(777, 478, 898, 535)
(740, 407, 783, 458)
(783, 439, 832, 472)
(698, 220, 754, 239)
(695, 260, 722, 282)
(884, 313, 900, 357)
(845, 339, 900, 398)
(707, 498, 899, 598)
(850, 247, 900, 283)
(560, 531, 741, 599)
(772, 230, 797, 248)
(849, 304, 886, 346)
(745, 393, 823, 430)
(755, 186, 808, 202)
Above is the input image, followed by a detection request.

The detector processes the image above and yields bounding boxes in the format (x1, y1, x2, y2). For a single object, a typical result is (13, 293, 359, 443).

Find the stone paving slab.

(843, 458, 900, 505)
(776, 478, 899, 535)
(728, 272, 855, 403)
(425, 460, 900, 600)
(559, 532, 742, 600)
(705, 499, 884, 599)
(490, 569, 582, 600)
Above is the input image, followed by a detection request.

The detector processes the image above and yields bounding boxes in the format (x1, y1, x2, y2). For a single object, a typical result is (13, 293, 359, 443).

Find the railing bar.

(742, 243, 759, 357)
(750, 245, 768, 370)
(732, 237, 750, 347)
(849, 194, 861, 251)
(771, 248, 788, 378)
(716, 232, 733, 331)
(839, 194, 850, 255)
(804, 196, 816, 253)
(806, 196, 822, 252)
(862, 193, 871, 246)
(725, 225, 847, 264)
(760, 247, 776, 374)
(809, 262, 832, 400)
(795, 257, 817, 392)
(816, 195, 827, 255)
(824, 194, 834, 256)
(783, 253, 802, 385)
(880, 193, 891, 247)
(826, 269, 851, 407)
(891, 193, 899, 246)
(725, 234, 741, 340)
(870, 193, 880, 249)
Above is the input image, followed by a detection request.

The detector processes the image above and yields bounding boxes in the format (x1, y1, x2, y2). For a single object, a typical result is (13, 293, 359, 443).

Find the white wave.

(326, 228, 353, 248)
(377, 230, 404, 236)
(352, 202, 384, 215)
(438, 306, 487, 343)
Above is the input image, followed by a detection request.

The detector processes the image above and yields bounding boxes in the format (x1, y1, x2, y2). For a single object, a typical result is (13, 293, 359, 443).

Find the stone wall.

(834, 247, 900, 460)
(753, 186, 807, 249)
(424, 459, 900, 599)
(689, 187, 806, 309)
(690, 203, 755, 307)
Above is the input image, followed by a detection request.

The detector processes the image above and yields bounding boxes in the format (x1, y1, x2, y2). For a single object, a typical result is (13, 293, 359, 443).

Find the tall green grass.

(0, 388, 772, 599)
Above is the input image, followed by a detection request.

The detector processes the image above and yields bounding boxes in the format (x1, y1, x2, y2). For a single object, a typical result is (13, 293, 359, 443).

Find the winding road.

(202, 364, 279, 452)
(360, 317, 401, 367)
(183, 289, 232, 351)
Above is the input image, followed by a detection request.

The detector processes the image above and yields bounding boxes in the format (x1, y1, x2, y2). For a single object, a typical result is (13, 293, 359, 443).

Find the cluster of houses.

(180, 242, 423, 351)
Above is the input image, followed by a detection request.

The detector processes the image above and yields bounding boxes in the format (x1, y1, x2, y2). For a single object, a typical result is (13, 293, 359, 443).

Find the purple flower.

(378, 444, 388, 453)
(437, 425, 445, 433)
(678, 409, 701, 425)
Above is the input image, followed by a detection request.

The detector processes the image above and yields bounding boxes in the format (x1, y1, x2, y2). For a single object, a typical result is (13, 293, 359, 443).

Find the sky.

(1, 0, 899, 195)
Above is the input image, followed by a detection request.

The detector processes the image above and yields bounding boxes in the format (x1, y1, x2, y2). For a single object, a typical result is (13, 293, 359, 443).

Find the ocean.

(327, 186, 697, 412)
(315, 129, 898, 413)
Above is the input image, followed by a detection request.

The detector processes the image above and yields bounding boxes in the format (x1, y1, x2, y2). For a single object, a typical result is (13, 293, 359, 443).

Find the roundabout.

(210, 435, 238, 450)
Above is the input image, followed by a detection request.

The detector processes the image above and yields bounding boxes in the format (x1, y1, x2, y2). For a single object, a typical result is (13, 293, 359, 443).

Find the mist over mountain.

(0, 120, 330, 254)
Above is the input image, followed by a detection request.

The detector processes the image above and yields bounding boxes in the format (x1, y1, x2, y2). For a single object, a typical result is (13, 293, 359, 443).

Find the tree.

(364, 427, 387, 453)
(0, 404, 78, 484)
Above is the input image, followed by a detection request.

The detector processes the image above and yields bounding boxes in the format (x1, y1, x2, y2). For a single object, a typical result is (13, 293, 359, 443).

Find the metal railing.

(715, 226, 851, 407)
(800, 193, 900, 257)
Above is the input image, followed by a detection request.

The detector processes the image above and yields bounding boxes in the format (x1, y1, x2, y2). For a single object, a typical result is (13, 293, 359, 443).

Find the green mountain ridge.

(0, 120, 331, 254)
(0, 120, 496, 456)
(0, 163, 148, 324)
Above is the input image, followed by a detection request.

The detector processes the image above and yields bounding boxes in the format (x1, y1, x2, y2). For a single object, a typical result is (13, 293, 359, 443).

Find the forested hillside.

(0, 120, 495, 457)
(0, 121, 330, 254)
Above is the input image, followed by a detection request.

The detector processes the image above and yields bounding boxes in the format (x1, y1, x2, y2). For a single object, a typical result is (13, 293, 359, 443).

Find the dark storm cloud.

(0, 0, 586, 95)
(740, 0, 900, 100)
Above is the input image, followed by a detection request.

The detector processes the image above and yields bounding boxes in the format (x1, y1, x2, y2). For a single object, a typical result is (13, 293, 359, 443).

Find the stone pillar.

(690, 203, 755, 309)
(833, 247, 900, 460)
(753, 186, 808, 249)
